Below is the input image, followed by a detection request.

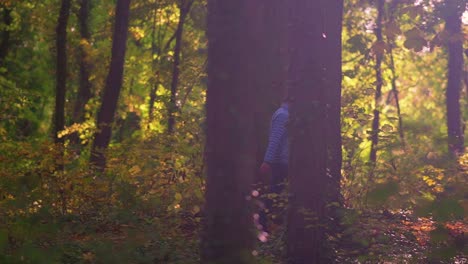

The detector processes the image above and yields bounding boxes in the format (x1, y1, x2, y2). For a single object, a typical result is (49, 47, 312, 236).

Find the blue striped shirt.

(264, 103, 289, 165)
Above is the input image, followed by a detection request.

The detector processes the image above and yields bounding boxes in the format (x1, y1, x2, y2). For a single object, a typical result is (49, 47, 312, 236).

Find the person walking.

(258, 98, 290, 232)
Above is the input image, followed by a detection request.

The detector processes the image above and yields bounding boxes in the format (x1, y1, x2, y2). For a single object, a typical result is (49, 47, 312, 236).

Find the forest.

(0, 0, 467, 263)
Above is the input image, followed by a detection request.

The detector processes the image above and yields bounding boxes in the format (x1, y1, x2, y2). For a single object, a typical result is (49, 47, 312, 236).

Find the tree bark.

(90, 0, 131, 171)
(148, 8, 159, 124)
(465, 49, 468, 102)
(148, 77, 159, 123)
(54, 0, 71, 144)
(0, 7, 12, 65)
(148, 12, 177, 123)
(167, 0, 194, 134)
(465, 49, 468, 103)
(201, 0, 257, 262)
(286, 0, 343, 263)
(387, 1, 405, 147)
(252, 0, 289, 168)
(388, 44, 405, 146)
(369, 0, 384, 164)
(443, 0, 464, 155)
(71, 0, 92, 146)
(323, 0, 344, 231)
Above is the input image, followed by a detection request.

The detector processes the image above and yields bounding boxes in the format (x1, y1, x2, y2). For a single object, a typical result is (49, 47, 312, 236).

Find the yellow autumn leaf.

(129, 165, 141, 175)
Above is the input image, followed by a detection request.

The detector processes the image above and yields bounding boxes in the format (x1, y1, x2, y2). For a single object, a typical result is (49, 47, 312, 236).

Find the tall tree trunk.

(90, 0, 131, 171)
(253, 0, 289, 168)
(323, 0, 344, 231)
(54, 0, 71, 144)
(443, 0, 464, 155)
(167, 0, 194, 134)
(0, 7, 12, 65)
(464, 49, 468, 102)
(201, 0, 257, 262)
(286, 0, 343, 263)
(71, 0, 92, 146)
(369, 0, 384, 164)
(250, 1, 268, 171)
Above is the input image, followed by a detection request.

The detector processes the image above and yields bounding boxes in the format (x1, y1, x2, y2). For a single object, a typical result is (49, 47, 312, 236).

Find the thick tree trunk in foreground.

(443, 0, 464, 155)
(167, 0, 193, 134)
(54, 0, 71, 144)
(323, 0, 344, 229)
(369, 0, 384, 164)
(465, 49, 468, 102)
(286, 0, 343, 263)
(90, 0, 131, 171)
(71, 0, 92, 146)
(252, 0, 289, 167)
(201, 1, 256, 263)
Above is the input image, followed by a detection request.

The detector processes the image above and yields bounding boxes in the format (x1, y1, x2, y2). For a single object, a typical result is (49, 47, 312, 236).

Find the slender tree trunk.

(0, 7, 12, 65)
(167, 0, 194, 134)
(54, 0, 71, 213)
(444, 0, 464, 155)
(388, 44, 405, 146)
(286, 0, 343, 263)
(54, 0, 71, 144)
(387, 1, 405, 147)
(148, 9, 159, 124)
(90, 0, 131, 171)
(148, 21, 176, 123)
(71, 0, 92, 146)
(180, 59, 207, 110)
(148, 77, 159, 123)
(148, 7, 178, 124)
(369, 0, 384, 164)
(201, 0, 257, 262)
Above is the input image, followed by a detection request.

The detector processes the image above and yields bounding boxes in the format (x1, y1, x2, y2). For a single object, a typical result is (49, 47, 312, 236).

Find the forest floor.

(257, 210, 467, 264)
(16, 204, 466, 263)
(7, 158, 465, 263)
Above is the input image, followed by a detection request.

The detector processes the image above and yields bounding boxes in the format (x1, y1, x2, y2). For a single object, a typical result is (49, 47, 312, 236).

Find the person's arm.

(262, 111, 288, 167)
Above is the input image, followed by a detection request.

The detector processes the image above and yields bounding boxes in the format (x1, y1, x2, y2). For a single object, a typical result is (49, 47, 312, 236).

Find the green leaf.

(0, 229, 7, 251)
(429, 225, 450, 243)
(363, 88, 375, 96)
(413, 197, 433, 217)
(371, 40, 388, 56)
(402, 6, 424, 19)
(340, 208, 359, 226)
(384, 21, 402, 39)
(381, 124, 394, 133)
(367, 181, 399, 206)
(344, 69, 357, 78)
(404, 28, 426, 52)
(430, 245, 457, 261)
(347, 35, 368, 54)
(432, 198, 464, 221)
